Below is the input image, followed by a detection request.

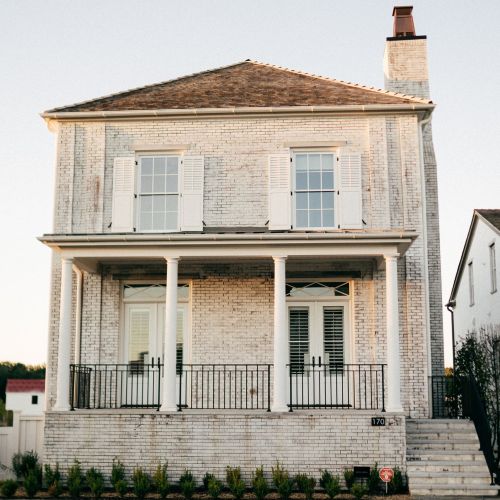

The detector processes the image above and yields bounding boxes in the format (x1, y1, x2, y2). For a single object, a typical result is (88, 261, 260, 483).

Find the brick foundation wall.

(43, 410, 406, 481)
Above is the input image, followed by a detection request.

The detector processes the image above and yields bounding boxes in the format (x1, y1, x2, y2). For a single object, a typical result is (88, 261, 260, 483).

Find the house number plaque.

(371, 417, 386, 426)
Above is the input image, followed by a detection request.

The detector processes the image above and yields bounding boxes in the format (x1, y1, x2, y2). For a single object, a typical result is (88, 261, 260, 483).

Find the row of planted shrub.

(1, 451, 406, 500)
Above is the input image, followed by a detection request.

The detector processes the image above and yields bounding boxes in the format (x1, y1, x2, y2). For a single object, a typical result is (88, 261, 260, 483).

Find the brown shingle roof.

(476, 209, 500, 232)
(6, 379, 45, 393)
(46, 60, 431, 113)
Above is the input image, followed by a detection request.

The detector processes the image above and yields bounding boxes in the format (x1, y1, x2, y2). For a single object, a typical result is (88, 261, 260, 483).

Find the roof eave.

(41, 103, 435, 121)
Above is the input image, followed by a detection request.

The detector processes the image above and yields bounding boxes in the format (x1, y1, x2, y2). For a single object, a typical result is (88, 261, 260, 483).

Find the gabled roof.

(6, 379, 45, 393)
(449, 209, 500, 302)
(45, 60, 432, 114)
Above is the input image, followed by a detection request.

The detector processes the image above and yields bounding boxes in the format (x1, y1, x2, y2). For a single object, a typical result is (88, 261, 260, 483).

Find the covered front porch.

(41, 231, 416, 416)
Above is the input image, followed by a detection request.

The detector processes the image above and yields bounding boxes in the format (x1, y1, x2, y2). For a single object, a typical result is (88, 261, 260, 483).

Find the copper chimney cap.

(392, 6, 416, 37)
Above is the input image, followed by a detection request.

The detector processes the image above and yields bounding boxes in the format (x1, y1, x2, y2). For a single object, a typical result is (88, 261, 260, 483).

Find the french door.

(288, 301, 349, 408)
(123, 302, 187, 407)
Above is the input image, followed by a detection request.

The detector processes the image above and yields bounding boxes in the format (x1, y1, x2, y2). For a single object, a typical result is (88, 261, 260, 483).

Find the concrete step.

(406, 430, 478, 441)
(410, 483, 500, 497)
(407, 449, 485, 461)
(407, 470, 493, 485)
(407, 460, 490, 473)
(407, 439, 480, 451)
(407, 418, 474, 429)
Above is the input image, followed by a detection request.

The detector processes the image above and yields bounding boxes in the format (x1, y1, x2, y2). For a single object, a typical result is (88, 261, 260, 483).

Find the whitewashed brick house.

(39, 6, 450, 486)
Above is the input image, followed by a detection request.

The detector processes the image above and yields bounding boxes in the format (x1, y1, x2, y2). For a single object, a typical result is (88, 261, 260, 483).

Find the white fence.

(0, 412, 44, 479)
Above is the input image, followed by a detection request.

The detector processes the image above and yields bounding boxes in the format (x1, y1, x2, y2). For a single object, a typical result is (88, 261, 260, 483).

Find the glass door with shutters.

(287, 281, 350, 408)
(122, 284, 189, 408)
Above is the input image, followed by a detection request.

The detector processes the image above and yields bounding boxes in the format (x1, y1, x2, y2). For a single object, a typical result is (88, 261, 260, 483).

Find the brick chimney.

(383, 6, 430, 99)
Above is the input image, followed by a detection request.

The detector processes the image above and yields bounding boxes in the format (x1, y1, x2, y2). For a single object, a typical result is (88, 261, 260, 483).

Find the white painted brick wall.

(46, 112, 440, 418)
(43, 411, 406, 481)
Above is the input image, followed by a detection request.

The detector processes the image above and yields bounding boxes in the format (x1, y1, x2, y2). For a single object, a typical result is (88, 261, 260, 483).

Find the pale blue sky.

(1, 0, 499, 366)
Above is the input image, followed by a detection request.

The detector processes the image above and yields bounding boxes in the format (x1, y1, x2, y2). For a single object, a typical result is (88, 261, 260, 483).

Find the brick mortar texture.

(43, 411, 406, 481)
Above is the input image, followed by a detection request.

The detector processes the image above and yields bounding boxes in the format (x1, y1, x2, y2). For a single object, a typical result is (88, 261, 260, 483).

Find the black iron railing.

(70, 361, 162, 410)
(429, 375, 461, 418)
(287, 361, 386, 411)
(178, 364, 271, 411)
(462, 374, 497, 485)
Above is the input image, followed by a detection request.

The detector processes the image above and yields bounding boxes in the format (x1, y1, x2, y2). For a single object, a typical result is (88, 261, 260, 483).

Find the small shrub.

(1, 479, 18, 497)
(208, 477, 223, 500)
(226, 466, 242, 487)
(153, 463, 171, 500)
(132, 468, 151, 500)
(295, 474, 315, 500)
(367, 463, 380, 494)
(343, 469, 355, 490)
(48, 480, 64, 498)
(179, 470, 196, 500)
(323, 476, 340, 499)
(203, 472, 216, 490)
(319, 470, 333, 489)
(388, 467, 405, 494)
(180, 469, 195, 485)
(111, 459, 126, 487)
(271, 463, 293, 500)
(350, 483, 368, 500)
(228, 478, 246, 500)
(24, 469, 41, 498)
(86, 467, 105, 500)
(252, 467, 268, 500)
(12, 451, 40, 480)
(180, 478, 196, 500)
(44, 463, 61, 488)
(115, 479, 128, 499)
(67, 460, 83, 499)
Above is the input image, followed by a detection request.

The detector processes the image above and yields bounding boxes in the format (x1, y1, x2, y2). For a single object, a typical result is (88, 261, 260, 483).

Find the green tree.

(455, 326, 500, 474)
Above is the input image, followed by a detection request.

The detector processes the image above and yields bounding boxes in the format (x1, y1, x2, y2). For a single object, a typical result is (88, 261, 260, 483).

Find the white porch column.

(160, 257, 179, 411)
(385, 254, 403, 412)
(272, 256, 288, 412)
(54, 257, 74, 411)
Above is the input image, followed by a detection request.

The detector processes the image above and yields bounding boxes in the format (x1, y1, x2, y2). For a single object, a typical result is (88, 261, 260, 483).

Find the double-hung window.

(138, 155, 179, 232)
(294, 152, 336, 229)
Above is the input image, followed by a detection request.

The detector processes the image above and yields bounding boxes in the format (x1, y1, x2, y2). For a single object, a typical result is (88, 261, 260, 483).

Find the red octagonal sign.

(379, 467, 394, 483)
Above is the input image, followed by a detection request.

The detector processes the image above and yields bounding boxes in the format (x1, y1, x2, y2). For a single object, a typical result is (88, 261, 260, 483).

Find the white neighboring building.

(5, 379, 45, 417)
(449, 209, 500, 341)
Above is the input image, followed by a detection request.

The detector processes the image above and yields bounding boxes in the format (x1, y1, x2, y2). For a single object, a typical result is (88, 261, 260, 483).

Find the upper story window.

(468, 261, 474, 306)
(294, 152, 336, 229)
(138, 156, 179, 232)
(111, 154, 204, 233)
(490, 242, 497, 293)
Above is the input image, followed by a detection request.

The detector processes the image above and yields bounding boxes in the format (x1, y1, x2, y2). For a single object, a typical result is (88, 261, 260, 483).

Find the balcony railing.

(70, 361, 162, 410)
(69, 362, 386, 412)
(178, 364, 271, 411)
(287, 362, 386, 411)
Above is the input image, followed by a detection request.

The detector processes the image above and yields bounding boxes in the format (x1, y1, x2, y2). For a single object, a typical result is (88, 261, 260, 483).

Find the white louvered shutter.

(289, 307, 310, 372)
(338, 153, 362, 229)
(180, 155, 204, 231)
(323, 307, 344, 365)
(268, 154, 291, 230)
(111, 157, 136, 232)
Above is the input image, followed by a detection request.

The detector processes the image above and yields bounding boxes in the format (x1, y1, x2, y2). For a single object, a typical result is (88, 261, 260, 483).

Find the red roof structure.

(6, 379, 45, 393)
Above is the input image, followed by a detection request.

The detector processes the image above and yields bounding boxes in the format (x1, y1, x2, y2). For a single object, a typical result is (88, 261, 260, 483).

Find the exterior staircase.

(406, 419, 499, 496)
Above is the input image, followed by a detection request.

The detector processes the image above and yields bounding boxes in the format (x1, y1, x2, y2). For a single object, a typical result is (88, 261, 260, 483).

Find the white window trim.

(285, 279, 352, 364)
(135, 153, 182, 233)
(291, 149, 339, 231)
(490, 241, 497, 294)
(120, 280, 191, 365)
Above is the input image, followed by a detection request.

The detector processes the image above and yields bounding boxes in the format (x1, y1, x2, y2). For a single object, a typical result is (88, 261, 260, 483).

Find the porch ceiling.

(39, 231, 417, 273)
